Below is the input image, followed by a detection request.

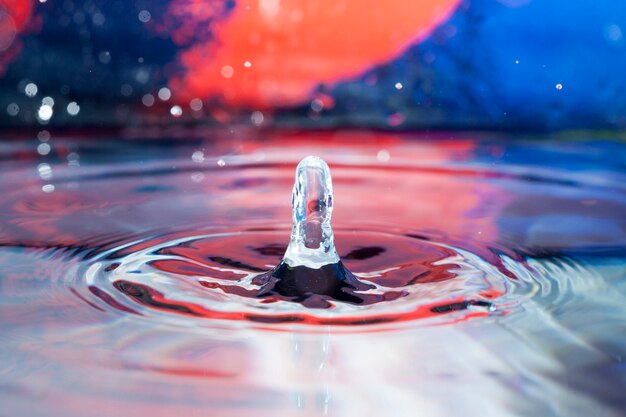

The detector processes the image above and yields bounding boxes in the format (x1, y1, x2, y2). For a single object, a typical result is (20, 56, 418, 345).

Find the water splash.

(284, 156, 338, 267)
(255, 156, 376, 307)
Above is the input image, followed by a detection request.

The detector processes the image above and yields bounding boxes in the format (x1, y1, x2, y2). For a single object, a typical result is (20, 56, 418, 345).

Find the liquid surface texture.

(0, 130, 625, 416)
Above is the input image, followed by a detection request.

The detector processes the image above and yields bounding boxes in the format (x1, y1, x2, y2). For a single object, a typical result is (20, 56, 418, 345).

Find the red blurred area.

(168, 0, 460, 108)
(0, 0, 34, 75)
(0, 0, 31, 29)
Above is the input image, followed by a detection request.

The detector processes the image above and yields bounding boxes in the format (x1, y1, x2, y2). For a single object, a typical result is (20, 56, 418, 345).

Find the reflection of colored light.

(214, 130, 505, 245)
(0, 0, 33, 73)
(0, 0, 31, 30)
(169, 0, 460, 108)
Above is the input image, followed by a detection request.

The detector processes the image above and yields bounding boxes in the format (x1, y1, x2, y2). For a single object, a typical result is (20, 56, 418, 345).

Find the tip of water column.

(297, 155, 330, 171)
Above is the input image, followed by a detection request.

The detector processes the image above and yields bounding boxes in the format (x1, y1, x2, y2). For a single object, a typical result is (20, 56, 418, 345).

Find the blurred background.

(0, 0, 625, 131)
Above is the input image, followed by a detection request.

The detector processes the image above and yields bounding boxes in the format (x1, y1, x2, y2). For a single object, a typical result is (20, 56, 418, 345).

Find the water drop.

(170, 105, 183, 117)
(142, 94, 155, 107)
(310, 99, 324, 112)
(25, 82, 38, 97)
(376, 149, 390, 162)
(37, 104, 53, 122)
(158, 87, 171, 101)
(251, 111, 264, 126)
(138, 10, 151, 23)
(189, 98, 203, 111)
(67, 102, 80, 116)
(37, 130, 50, 141)
(37, 143, 51, 156)
(191, 151, 204, 163)
(255, 156, 373, 307)
(6, 103, 19, 116)
(285, 156, 339, 266)
(221, 65, 234, 79)
(37, 163, 52, 180)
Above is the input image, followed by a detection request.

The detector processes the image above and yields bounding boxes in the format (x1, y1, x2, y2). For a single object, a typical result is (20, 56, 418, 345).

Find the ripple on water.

(2, 135, 626, 416)
(67, 229, 524, 328)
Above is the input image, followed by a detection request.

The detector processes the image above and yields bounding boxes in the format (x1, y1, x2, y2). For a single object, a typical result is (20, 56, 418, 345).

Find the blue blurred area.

(0, 0, 625, 130)
(331, 0, 626, 129)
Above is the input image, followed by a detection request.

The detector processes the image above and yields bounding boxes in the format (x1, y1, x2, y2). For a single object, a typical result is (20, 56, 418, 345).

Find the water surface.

(0, 130, 625, 416)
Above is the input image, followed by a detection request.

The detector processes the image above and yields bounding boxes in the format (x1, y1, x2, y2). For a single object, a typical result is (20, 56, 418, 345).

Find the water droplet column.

(283, 156, 340, 268)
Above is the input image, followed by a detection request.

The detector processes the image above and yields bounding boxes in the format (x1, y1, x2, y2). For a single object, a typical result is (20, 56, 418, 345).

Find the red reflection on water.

(152, 232, 458, 288)
(114, 278, 501, 326)
(167, 0, 460, 107)
(0, 0, 35, 75)
(232, 130, 505, 243)
(0, 131, 507, 251)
